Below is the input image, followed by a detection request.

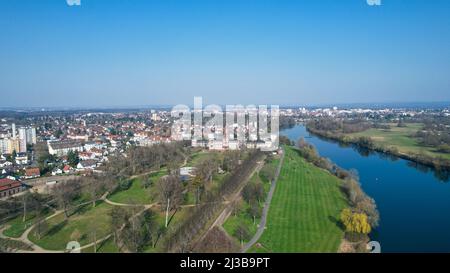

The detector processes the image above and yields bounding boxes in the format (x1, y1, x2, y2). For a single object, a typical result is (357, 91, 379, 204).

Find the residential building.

(48, 140, 84, 156)
(18, 128, 27, 153)
(24, 167, 41, 179)
(77, 159, 98, 170)
(25, 127, 37, 145)
(15, 153, 28, 165)
(0, 178, 25, 198)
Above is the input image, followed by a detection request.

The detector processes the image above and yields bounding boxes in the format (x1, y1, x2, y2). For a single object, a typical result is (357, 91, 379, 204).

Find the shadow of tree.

(45, 220, 68, 236)
(328, 215, 345, 231)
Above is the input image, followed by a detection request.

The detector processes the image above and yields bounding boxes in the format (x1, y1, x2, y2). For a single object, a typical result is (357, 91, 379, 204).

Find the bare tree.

(21, 191, 30, 222)
(234, 222, 251, 247)
(53, 180, 80, 219)
(109, 206, 129, 244)
(84, 178, 102, 207)
(157, 175, 183, 227)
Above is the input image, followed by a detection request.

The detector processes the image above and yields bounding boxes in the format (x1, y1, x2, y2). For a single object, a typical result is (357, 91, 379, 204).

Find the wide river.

(282, 125, 450, 253)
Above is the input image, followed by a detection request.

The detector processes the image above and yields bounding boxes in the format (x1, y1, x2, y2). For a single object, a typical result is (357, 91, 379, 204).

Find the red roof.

(0, 178, 22, 192)
(25, 168, 40, 177)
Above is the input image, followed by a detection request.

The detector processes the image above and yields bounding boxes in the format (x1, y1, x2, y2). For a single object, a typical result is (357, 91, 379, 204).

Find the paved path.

(242, 149, 285, 253)
(191, 155, 267, 248)
(1, 153, 191, 253)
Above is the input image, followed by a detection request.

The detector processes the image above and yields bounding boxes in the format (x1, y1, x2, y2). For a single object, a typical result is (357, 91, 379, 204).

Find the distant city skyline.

(1, 0, 450, 107)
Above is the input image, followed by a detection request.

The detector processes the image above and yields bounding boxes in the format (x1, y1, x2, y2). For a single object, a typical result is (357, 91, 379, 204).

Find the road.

(241, 149, 285, 253)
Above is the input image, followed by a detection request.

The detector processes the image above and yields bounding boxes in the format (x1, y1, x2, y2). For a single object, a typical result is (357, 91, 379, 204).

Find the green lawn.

(223, 200, 259, 244)
(253, 146, 348, 253)
(347, 123, 450, 160)
(82, 236, 120, 253)
(186, 151, 223, 167)
(28, 201, 114, 250)
(223, 157, 280, 244)
(2, 210, 51, 238)
(108, 171, 167, 205)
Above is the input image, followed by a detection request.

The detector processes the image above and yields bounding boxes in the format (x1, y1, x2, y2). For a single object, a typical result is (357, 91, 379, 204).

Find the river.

(282, 125, 450, 253)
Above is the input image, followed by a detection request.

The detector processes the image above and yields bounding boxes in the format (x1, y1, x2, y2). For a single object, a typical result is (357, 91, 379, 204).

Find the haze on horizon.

(1, 0, 450, 108)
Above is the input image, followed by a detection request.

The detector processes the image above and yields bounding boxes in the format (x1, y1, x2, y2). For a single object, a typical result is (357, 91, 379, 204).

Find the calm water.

(282, 125, 450, 253)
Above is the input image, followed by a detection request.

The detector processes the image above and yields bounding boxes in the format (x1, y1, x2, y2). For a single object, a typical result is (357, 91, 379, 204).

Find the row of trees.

(307, 118, 371, 134)
(110, 207, 161, 252)
(104, 142, 187, 180)
(164, 150, 264, 253)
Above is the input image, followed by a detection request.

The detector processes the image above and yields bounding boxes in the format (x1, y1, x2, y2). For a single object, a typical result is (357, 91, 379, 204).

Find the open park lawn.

(108, 171, 167, 205)
(29, 201, 114, 250)
(253, 146, 348, 253)
(347, 123, 450, 160)
(2, 210, 51, 238)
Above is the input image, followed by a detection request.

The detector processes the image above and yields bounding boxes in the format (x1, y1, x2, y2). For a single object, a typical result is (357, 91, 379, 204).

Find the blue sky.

(1, 0, 449, 107)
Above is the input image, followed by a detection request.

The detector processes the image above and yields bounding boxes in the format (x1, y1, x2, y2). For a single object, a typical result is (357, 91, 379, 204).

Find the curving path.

(241, 149, 285, 253)
(1, 153, 192, 253)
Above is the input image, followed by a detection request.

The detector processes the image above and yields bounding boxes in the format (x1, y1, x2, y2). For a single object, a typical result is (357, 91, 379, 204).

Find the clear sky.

(1, 0, 449, 107)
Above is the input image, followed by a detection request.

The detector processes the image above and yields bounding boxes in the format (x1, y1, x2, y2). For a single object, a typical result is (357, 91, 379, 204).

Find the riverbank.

(250, 146, 349, 252)
(306, 126, 450, 171)
(282, 124, 450, 252)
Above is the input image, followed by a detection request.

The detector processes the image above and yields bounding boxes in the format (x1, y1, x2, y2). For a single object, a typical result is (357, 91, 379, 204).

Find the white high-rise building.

(18, 128, 27, 153)
(12, 123, 16, 138)
(25, 127, 37, 145)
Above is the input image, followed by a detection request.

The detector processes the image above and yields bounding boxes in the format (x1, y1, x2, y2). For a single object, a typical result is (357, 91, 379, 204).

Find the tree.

(196, 157, 218, 184)
(234, 222, 251, 246)
(34, 217, 49, 240)
(141, 210, 159, 248)
(340, 208, 371, 234)
(84, 178, 102, 207)
(355, 196, 379, 228)
(191, 174, 204, 204)
(121, 210, 150, 252)
(21, 191, 31, 222)
(248, 200, 261, 225)
(88, 222, 99, 253)
(54, 128, 63, 138)
(222, 151, 240, 172)
(67, 150, 80, 168)
(260, 164, 276, 182)
(53, 181, 80, 219)
(110, 206, 129, 244)
(297, 137, 308, 149)
(242, 182, 264, 204)
(157, 175, 183, 227)
(142, 176, 153, 189)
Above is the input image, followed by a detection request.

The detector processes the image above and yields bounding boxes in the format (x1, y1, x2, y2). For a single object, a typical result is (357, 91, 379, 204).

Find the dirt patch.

(338, 238, 370, 253)
(192, 227, 240, 253)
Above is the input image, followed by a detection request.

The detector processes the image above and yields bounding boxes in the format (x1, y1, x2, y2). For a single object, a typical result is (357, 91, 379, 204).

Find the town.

(1, 105, 449, 200)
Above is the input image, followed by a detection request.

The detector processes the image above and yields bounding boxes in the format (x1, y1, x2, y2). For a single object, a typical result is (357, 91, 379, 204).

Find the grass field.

(253, 146, 348, 253)
(108, 170, 167, 204)
(82, 236, 120, 253)
(29, 201, 114, 250)
(347, 123, 450, 160)
(2, 210, 51, 238)
(223, 158, 280, 244)
(186, 151, 221, 167)
(222, 175, 260, 244)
